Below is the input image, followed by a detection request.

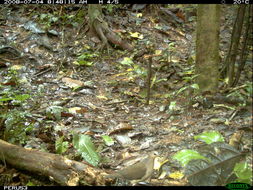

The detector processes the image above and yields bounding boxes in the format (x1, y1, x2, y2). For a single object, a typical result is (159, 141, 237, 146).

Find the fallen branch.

(0, 140, 107, 186)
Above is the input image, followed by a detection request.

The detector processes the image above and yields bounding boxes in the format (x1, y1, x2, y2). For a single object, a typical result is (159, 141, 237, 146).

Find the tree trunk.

(88, 5, 133, 51)
(232, 5, 251, 87)
(225, 5, 246, 87)
(195, 4, 220, 93)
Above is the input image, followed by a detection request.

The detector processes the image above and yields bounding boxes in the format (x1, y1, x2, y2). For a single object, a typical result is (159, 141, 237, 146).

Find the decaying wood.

(0, 140, 107, 186)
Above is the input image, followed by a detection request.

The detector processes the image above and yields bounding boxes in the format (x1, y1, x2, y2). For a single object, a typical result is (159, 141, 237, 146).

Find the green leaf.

(3, 110, 34, 144)
(183, 70, 194, 75)
(50, 16, 58, 23)
(75, 52, 97, 66)
(154, 24, 162, 30)
(151, 73, 157, 88)
(155, 78, 167, 84)
(15, 94, 30, 101)
(169, 101, 177, 111)
(234, 162, 252, 183)
(78, 53, 90, 60)
(40, 14, 48, 20)
(190, 83, 199, 90)
(76, 60, 94, 66)
(133, 65, 146, 76)
(120, 57, 134, 66)
(55, 136, 69, 154)
(46, 106, 63, 120)
(0, 97, 13, 102)
(173, 149, 208, 167)
(0, 94, 30, 102)
(194, 131, 224, 144)
(73, 134, 101, 166)
(176, 86, 188, 96)
(245, 82, 252, 97)
(26, 181, 36, 186)
(102, 135, 114, 146)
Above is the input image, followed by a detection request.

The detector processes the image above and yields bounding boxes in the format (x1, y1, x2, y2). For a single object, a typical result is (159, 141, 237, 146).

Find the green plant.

(39, 13, 59, 29)
(172, 131, 251, 185)
(72, 133, 101, 166)
(0, 92, 30, 104)
(39, 11, 85, 29)
(244, 82, 252, 97)
(0, 66, 34, 144)
(161, 42, 176, 62)
(119, 57, 147, 81)
(174, 83, 199, 97)
(0, 84, 30, 105)
(0, 85, 33, 144)
(106, 4, 116, 13)
(0, 87, 31, 110)
(150, 72, 167, 88)
(101, 135, 114, 146)
(194, 131, 224, 144)
(233, 162, 252, 185)
(60, 14, 81, 27)
(55, 136, 69, 154)
(0, 67, 31, 105)
(7, 69, 19, 82)
(173, 149, 208, 167)
(2, 110, 34, 144)
(74, 51, 98, 66)
(46, 106, 64, 120)
(227, 82, 252, 106)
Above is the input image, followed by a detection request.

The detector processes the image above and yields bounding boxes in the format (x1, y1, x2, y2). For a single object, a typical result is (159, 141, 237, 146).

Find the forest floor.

(0, 5, 252, 186)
